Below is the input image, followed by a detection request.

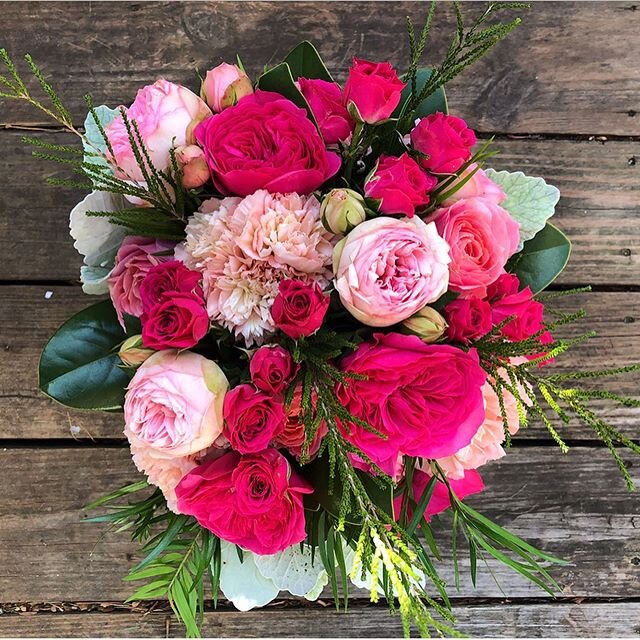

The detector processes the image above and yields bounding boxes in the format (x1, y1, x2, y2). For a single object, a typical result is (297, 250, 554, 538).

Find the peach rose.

(124, 350, 228, 459)
(334, 216, 450, 326)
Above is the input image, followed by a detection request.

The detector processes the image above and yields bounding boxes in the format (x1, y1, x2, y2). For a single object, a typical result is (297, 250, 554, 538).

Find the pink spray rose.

(141, 292, 209, 350)
(343, 58, 405, 124)
(333, 216, 450, 327)
(271, 280, 330, 340)
(124, 350, 229, 459)
(140, 260, 203, 313)
(275, 384, 328, 460)
(105, 80, 211, 181)
(337, 333, 487, 473)
(201, 62, 253, 113)
(223, 384, 286, 454)
(444, 297, 493, 344)
(108, 236, 175, 326)
(175, 144, 210, 189)
(195, 90, 341, 196)
(176, 448, 313, 555)
(394, 468, 484, 522)
(298, 77, 354, 144)
(434, 197, 520, 298)
(410, 113, 476, 174)
(364, 153, 437, 217)
(250, 345, 299, 395)
(442, 163, 506, 206)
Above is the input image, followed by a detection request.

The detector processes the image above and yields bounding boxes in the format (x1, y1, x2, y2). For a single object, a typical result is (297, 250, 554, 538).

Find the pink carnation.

(434, 197, 520, 298)
(177, 191, 334, 345)
(337, 333, 487, 473)
(108, 236, 175, 326)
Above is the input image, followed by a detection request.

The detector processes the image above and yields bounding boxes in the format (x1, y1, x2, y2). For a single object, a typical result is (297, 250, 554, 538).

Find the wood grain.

(2, 601, 640, 638)
(2, 285, 638, 440)
(0, 134, 638, 283)
(0, 447, 638, 603)
(0, 2, 638, 135)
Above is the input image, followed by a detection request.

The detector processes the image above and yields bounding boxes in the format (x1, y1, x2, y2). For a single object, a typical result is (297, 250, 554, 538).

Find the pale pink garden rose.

(177, 191, 334, 345)
(441, 163, 506, 206)
(108, 236, 175, 326)
(201, 62, 253, 113)
(436, 358, 531, 479)
(433, 196, 520, 299)
(105, 79, 212, 181)
(333, 216, 450, 327)
(175, 144, 210, 189)
(124, 350, 229, 460)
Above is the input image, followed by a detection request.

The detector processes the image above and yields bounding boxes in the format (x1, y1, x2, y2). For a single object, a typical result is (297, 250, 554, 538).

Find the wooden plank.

(1, 286, 638, 440)
(0, 133, 638, 284)
(1, 601, 640, 638)
(0, 3, 638, 135)
(0, 447, 638, 603)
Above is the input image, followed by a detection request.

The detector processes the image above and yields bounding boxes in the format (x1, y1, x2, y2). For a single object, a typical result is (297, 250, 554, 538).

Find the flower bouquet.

(4, 2, 640, 637)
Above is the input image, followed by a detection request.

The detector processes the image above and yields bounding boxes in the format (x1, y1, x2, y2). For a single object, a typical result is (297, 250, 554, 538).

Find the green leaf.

(39, 299, 132, 410)
(256, 63, 317, 125)
(395, 67, 447, 132)
(282, 41, 333, 82)
(507, 223, 571, 294)
(485, 169, 560, 250)
(83, 105, 119, 171)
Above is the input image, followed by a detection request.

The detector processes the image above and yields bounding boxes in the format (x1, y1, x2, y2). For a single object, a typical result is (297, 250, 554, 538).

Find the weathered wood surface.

(0, 447, 638, 603)
(1, 135, 639, 283)
(2, 601, 640, 638)
(0, 2, 639, 135)
(2, 286, 638, 440)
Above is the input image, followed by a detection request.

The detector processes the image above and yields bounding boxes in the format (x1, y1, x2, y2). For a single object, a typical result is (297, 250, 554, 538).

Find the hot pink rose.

(486, 272, 521, 300)
(195, 90, 341, 196)
(108, 236, 175, 326)
(394, 468, 484, 522)
(441, 163, 506, 206)
(271, 280, 330, 340)
(444, 297, 493, 343)
(141, 292, 209, 350)
(434, 197, 520, 298)
(250, 345, 299, 395)
(343, 58, 405, 124)
(223, 384, 285, 454)
(124, 350, 229, 459)
(176, 448, 312, 555)
(201, 62, 253, 113)
(364, 154, 437, 217)
(333, 216, 450, 327)
(410, 113, 476, 174)
(140, 260, 203, 313)
(175, 144, 210, 189)
(337, 333, 487, 473)
(276, 384, 328, 460)
(298, 78, 354, 144)
(105, 80, 211, 181)
(491, 286, 545, 342)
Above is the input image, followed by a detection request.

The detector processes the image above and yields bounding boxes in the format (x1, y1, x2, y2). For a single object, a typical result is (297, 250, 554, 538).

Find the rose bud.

(343, 57, 406, 124)
(175, 144, 210, 189)
(401, 306, 448, 343)
(271, 280, 330, 340)
(119, 334, 154, 367)
(201, 62, 253, 113)
(250, 345, 299, 395)
(298, 78, 354, 144)
(320, 188, 367, 234)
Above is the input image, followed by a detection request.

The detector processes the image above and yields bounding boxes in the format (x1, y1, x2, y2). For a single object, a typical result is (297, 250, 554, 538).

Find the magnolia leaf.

(485, 168, 560, 250)
(507, 223, 571, 294)
(219, 542, 279, 611)
(253, 544, 328, 599)
(83, 105, 119, 173)
(283, 41, 333, 82)
(69, 190, 127, 294)
(39, 300, 131, 410)
(257, 63, 317, 125)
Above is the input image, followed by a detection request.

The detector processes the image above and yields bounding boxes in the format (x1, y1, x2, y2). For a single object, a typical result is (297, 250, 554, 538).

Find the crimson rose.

(271, 280, 330, 340)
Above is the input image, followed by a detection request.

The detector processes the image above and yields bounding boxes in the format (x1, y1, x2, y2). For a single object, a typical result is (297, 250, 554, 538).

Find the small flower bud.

(401, 306, 448, 343)
(175, 144, 210, 189)
(119, 335, 154, 367)
(201, 63, 253, 113)
(321, 188, 367, 234)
